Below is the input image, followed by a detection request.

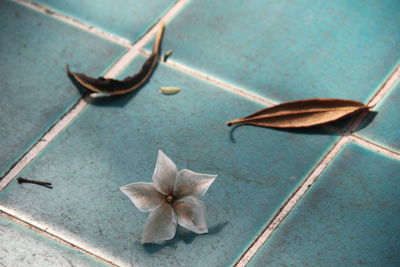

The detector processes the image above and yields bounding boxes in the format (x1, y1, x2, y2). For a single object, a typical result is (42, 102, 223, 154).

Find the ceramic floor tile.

(33, 0, 178, 42)
(0, 56, 340, 266)
(357, 81, 400, 152)
(0, 1, 126, 177)
(149, 0, 400, 103)
(0, 216, 105, 266)
(248, 142, 400, 266)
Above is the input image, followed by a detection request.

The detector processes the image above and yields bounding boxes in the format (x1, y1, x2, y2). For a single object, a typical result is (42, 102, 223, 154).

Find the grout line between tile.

(235, 136, 350, 266)
(7, 0, 400, 264)
(0, 37, 142, 190)
(141, 49, 277, 106)
(0, 97, 90, 190)
(104, 0, 190, 78)
(11, 0, 190, 50)
(11, 0, 131, 48)
(236, 62, 400, 267)
(0, 0, 188, 190)
(367, 64, 400, 107)
(0, 0, 188, 264)
(0, 210, 117, 266)
(351, 135, 400, 160)
(14, 0, 274, 106)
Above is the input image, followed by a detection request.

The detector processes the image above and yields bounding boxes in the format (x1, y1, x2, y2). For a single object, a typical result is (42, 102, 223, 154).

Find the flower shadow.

(143, 221, 229, 254)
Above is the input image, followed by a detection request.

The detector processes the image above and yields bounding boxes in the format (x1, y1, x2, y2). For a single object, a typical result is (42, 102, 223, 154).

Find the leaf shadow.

(228, 111, 378, 142)
(143, 221, 229, 254)
(357, 111, 378, 131)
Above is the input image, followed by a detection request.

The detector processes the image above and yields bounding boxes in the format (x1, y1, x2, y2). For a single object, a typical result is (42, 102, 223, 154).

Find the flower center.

(166, 195, 174, 202)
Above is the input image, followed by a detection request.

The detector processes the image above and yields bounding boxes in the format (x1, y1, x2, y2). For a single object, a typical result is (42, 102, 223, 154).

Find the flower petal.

(152, 150, 179, 195)
(173, 169, 217, 199)
(141, 203, 177, 244)
(174, 197, 208, 234)
(120, 182, 164, 212)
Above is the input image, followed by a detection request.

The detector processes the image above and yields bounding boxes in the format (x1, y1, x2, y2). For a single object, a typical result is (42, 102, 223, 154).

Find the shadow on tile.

(143, 221, 229, 254)
(228, 111, 377, 142)
(358, 111, 379, 131)
(90, 91, 141, 107)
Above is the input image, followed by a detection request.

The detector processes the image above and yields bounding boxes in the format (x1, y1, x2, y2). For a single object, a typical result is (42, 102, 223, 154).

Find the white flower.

(120, 150, 217, 244)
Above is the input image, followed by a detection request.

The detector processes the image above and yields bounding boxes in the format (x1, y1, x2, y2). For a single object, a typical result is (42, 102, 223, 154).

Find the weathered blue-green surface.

(0, 216, 105, 266)
(1, 0, 399, 266)
(357, 81, 400, 152)
(0, 1, 126, 178)
(0, 56, 339, 266)
(148, 0, 400, 103)
(34, 0, 178, 42)
(248, 142, 400, 266)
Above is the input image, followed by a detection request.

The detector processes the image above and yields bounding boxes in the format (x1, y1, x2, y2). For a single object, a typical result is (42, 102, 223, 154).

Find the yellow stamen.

(166, 195, 174, 202)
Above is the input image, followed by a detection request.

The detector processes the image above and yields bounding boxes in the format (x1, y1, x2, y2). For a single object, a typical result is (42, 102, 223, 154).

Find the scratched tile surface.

(150, 0, 400, 103)
(0, 57, 339, 266)
(0, 216, 105, 266)
(357, 81, 400, 152)
(0, 0, 125, 177)
(1, 0, 400, 266)
(248, 142, 400, 266)
(33, 0, 178, 42)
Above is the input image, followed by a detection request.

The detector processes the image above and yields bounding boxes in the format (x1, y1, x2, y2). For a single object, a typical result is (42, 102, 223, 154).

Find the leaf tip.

(226, 119, 239, 127)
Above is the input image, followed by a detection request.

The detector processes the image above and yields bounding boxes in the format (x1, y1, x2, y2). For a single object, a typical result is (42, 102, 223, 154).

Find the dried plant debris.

(160, 86, 181, 95)
(67, 23, 165, 95)
(17, 177, 53, 189)
(227, 98, 372, 128)
(163, 50, 173, 62)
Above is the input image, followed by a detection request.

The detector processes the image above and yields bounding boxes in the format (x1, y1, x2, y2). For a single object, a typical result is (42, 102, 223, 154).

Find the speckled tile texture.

(33, 0, 178, 42)
(0, 0, 399, 266)
(148, 0, 400, 103)
(0, 1, 126, 177)
(0, 216, 105, 266)
(0, 57, 339, 266)
(357, 81, 400, 152)
(248, 143, 400, 266)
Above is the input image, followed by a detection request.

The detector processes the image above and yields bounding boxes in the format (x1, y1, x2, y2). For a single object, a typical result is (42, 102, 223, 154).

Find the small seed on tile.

(160, 87, 181, 95)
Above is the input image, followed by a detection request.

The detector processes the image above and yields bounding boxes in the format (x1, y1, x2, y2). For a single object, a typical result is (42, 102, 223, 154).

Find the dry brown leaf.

(227, 98, 371, 128)
(67, 23, 165, 95)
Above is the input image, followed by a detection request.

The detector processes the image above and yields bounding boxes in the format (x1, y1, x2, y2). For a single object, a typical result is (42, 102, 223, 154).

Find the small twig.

(163, 50, 173, 62)
(17, 177, 53, 189)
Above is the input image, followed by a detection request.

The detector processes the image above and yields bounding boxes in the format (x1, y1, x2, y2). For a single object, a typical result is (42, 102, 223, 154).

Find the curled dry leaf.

(227, 98, 372, 128)
(67, 23, 165, 95)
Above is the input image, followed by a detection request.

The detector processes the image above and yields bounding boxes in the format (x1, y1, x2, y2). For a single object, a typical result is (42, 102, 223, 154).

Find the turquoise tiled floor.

(1, 0, 399, 266)
(147, 0, 400, 103)
(0, 56, 339, 266)
(33, 0, 178, 42)
(0, 1, 126, 177)
(0, 216, 105, 266)
(248, 143, 400, 266)
(357, 82, 400, 151)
